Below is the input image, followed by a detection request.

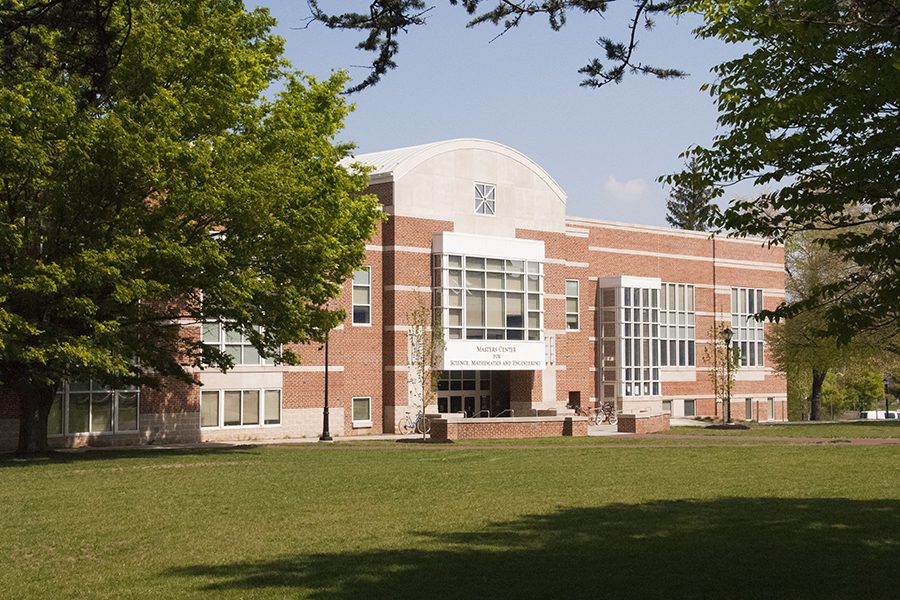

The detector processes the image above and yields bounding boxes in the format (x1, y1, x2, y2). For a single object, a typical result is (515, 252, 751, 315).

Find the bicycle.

(397, 410, 431, 435)
(597, 401, 618, 425)
(570, 404, 602, 426)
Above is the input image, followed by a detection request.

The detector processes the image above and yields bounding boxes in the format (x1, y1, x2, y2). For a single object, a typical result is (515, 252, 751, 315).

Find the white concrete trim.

(567, 217, 776, 246)
(589, 246, 784, 271)
(385, 285, 432, 293)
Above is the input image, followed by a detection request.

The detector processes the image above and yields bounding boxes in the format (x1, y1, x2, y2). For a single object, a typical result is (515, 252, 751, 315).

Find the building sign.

(441, 340, 545, 371)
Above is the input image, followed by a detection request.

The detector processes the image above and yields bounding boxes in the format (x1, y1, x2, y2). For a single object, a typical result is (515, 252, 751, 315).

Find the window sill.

(352, 420, 373, 429)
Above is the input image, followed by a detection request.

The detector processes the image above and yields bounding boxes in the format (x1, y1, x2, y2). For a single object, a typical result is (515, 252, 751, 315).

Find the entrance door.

(464, 396, 476, 417)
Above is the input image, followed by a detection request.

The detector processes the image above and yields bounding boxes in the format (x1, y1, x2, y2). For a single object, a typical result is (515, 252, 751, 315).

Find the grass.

(660, 421, 900, 438)
(1, 440, 898, 599)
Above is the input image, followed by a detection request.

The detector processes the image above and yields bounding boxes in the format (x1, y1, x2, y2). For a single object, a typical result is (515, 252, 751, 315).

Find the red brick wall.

(431, 417, 589, 440)
(617, 412, 671, 434)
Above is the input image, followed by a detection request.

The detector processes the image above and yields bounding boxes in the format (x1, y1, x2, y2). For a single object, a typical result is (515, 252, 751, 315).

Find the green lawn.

(661, 421, 900, 438)
(2, 440, 898, 599)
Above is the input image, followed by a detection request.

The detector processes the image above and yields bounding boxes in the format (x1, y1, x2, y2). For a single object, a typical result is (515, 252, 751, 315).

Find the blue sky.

(253, 1, 750, 227)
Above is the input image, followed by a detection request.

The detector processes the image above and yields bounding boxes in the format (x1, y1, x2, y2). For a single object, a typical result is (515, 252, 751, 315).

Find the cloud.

(603, 176, 648, 203)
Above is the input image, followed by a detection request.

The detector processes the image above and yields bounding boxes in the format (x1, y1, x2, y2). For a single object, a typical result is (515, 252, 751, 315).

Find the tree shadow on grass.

(0, 444, 262, 469)
(166, 497, 899, 599)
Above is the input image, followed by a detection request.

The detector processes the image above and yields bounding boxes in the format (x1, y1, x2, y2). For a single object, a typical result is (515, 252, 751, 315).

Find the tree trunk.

(15, 385, 55, 456)
(809, 368, 827, 422)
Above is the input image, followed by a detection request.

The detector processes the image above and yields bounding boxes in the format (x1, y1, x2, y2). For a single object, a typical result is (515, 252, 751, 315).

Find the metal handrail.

(477, 410, 491, 418)
(495, 409, 514, 418)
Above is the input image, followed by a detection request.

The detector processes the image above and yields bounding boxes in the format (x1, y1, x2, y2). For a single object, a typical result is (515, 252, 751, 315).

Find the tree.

(767, 229, 896, 420)
(665, 157, 715, 231)
(306, 1, 687, 93)
(0, 0, 383, 454)
(703, 324, 740, 422)
(667, 0, 900, 344)
(407, 297, 445, 439)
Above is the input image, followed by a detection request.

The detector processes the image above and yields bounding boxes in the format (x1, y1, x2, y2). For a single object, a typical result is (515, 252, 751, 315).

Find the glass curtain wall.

(599, 284, 661, 405)
(433, 254, 543, 342)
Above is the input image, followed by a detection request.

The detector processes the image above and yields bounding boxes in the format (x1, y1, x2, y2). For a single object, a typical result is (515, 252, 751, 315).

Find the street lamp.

(723, 327, 734, 424)
(320, 330, 332, 442)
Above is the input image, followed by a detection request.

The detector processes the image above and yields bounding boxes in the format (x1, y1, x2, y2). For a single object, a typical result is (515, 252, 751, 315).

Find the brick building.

(0, 139, 787, 449)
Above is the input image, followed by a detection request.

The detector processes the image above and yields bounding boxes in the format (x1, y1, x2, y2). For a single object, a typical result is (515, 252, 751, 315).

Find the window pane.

(243, 390, 260, 425)
(352, 268, 370, 285)
(486, 292, 504, 327)
(353, 306, 370, 324)
(353, 397, 371, 421)
(566, 280, 579, 296)
(486, 272, 504, 290)
(68, 393, 90, 433)
(506, 260, 524, 273)
(486, 258, 504, 271)
(202, 323, 220, 343)
(224, 391, 241, 426)
(448, 289, 462, 307)
(48, 395, 64, 435)
(352, 287, 370, 305)
(527, 275, 540, 292)
(225, 344, 242, 363)
(466, 256, 484, 269)
(466, 291, 484, 327)
(465, 271, 485, 288)
(506, 273, 523, 291)
(201, 391, 219, 427)
(264, 390, 281, 425)
(224, 329, 243, 344)
(117, 392, 139, 431)
(566, 298, 578, 313)
(244, 345, 261, 365)
(91, 392, 113, 433)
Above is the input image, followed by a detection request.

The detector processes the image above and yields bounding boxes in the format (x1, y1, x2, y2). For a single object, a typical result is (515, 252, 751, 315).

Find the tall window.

(731, 287, 764, 366)
(201, 389, 281, 428)
(352, 267, 372, 325)
(434, 254, 543, 341)
(202, 323, 273, 366)
(565, 280, 580, 331)
(621, 286, 660, 396)
(659, 283, 695, 367)
(474, 183, 496, 215)
(49, 381, 139, 436)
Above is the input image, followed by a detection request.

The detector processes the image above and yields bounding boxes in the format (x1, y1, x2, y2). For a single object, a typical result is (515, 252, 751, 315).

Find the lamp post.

(884, 375, 892, 420)
(320, 331, 332, 442)
(723, 327, 734, 424)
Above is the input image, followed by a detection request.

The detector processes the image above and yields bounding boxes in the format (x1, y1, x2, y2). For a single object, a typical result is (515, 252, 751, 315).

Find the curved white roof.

(343, 138, 567, 204)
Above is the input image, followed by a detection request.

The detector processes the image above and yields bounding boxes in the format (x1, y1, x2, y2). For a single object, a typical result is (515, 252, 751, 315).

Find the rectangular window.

(565, 280, 580, 331)
(659, 283, 695, 367)
(202, 323, 273, 366)
(731, 288, 765, 367)
(201, 389, 282, 428)
(475, 183, 496, 215)
(56, 381, 140, 435)
(684, 399, 696, 417)
(437, 254, 542, 342)
(201, 391, 220, 428)
(745, 398, 753, 422)
(607, 285, 660, 398)
(352, 397, 372, 426)
(264, 390, 281, 425)
(767, 397, 775, 421)
(352, 267, 372, 325)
